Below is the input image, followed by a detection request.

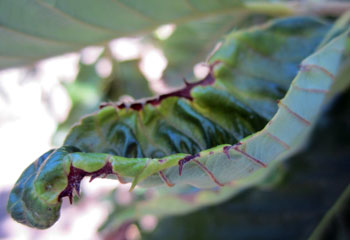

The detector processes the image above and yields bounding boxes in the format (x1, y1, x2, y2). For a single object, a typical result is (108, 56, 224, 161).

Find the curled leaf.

(7, 17, 349, 229)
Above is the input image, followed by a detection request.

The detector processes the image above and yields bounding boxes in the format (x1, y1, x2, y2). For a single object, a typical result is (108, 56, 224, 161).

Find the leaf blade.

(7, 16, 349, 230)
(0, 0, 297, 69)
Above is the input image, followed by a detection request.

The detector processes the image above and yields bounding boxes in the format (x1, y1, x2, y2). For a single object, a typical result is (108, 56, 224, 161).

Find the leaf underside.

(7, 16, 350, 229)
(0, 0, 293, 70)
(139, 89, 350, 240)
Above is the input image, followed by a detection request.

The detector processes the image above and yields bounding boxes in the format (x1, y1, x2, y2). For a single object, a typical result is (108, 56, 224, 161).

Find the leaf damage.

(99, 61, 220, 111)
(58, 162, 115, 204)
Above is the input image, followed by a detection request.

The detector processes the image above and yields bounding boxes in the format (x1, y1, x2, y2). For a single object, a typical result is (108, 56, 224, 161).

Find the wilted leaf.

(7, 16, 349, 229)
(141, 89, 350, 239)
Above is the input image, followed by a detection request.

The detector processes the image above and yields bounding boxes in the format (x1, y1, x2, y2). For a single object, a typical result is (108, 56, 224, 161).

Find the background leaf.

(0, 0, 298, 70)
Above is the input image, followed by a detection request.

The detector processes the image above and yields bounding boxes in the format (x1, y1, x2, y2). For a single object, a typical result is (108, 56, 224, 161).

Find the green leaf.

(0, 0, 297, 70)
(7, 16, 348, 229)
(139, 89, 350, 240)
(6, 148, 75, 229)
(113, 21, 350, 234)
(99, 60, 350, 233)
(99, 157, 286, 232)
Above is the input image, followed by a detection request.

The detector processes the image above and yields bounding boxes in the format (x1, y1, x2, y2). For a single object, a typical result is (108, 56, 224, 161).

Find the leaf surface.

(0, 0, 297, 70)
(7, 17, 349, 229)
(139, 89, 350, 240)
